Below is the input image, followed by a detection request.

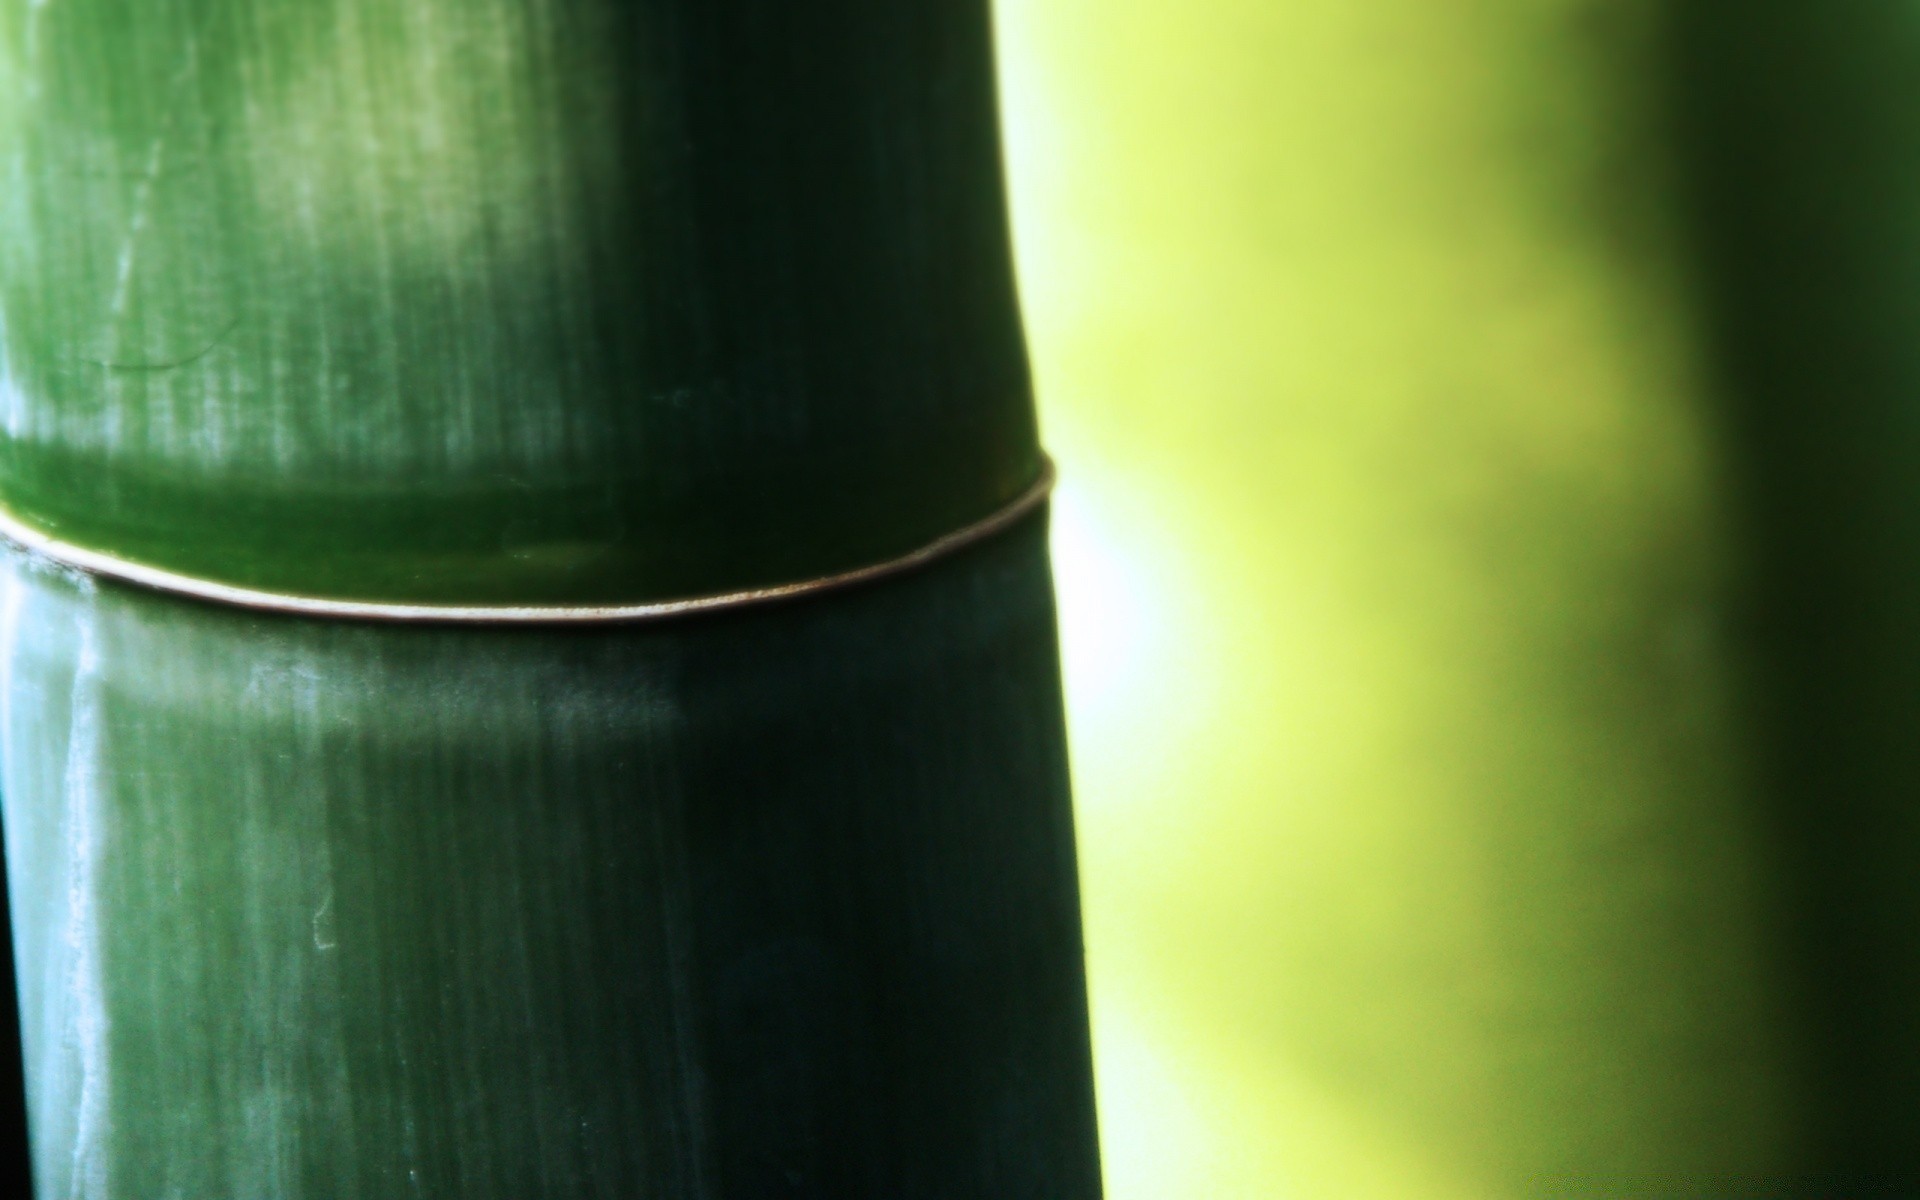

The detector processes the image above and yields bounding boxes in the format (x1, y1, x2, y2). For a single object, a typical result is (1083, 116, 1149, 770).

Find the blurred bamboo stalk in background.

(0, 1, 1101, 1196)
(991, 1, 1920, 1193)
(1673, 3, 1920, 1183)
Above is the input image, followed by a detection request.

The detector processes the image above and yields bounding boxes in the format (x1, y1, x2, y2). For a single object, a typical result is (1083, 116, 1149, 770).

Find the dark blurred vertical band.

(1673, 3, 1920, 1183)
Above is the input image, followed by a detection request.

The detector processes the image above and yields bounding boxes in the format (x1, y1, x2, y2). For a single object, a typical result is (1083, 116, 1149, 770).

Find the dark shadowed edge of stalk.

(0, 844, 28, 1194)
(1668, 2, 1920, 1182)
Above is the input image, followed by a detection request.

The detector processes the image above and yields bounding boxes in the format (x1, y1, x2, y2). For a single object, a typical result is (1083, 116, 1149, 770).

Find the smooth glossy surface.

(0, 514, 1100, 1199)
(0, 0, 1039, 604)
(0, 457, 1053, 623)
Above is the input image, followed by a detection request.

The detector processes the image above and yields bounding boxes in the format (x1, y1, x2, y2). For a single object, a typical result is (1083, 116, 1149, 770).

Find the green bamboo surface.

(995, 1, 1920, 1195)
(0, 515, 1099, 1199)
(0, 0, 1100, 1196)
(0, 0, 1038, 604)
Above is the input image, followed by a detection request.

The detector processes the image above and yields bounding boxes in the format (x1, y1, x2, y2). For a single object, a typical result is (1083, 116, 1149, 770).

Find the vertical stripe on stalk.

(59, 615, 106, 1200)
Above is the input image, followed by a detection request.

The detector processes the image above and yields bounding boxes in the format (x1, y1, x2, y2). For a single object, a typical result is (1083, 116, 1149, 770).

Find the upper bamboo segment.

(0, 0, 1040, 606)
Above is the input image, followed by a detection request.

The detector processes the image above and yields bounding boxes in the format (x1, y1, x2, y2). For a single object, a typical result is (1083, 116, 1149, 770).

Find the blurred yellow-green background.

(994, 3, 1793, 1194)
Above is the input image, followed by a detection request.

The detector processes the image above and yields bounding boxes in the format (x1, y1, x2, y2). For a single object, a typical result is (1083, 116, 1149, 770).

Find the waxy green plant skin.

(0, 519, 1099, 1199)
(0, 0, 1040, 604)
(0, 1, 1101, 1196)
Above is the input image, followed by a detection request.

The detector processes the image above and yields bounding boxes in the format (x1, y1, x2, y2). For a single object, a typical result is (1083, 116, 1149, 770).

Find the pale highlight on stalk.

(0, 0, 621, 473)
(59, 617, 106, 1200)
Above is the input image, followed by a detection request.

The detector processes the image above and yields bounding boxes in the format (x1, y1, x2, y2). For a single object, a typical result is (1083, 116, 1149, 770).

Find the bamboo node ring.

(0, 458, 1057, 624)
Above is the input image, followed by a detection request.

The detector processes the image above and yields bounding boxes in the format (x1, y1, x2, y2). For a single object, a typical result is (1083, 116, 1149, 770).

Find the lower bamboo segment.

(0, 513, 1100, 1198)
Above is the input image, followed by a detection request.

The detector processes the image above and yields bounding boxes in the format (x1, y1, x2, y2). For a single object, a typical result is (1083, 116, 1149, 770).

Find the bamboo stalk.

(0, 1, 1100, 1195)
(0, 517, 1097, 1198)
(1672, 4, 1920, 1182)
(0, 0, 1040, 605)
